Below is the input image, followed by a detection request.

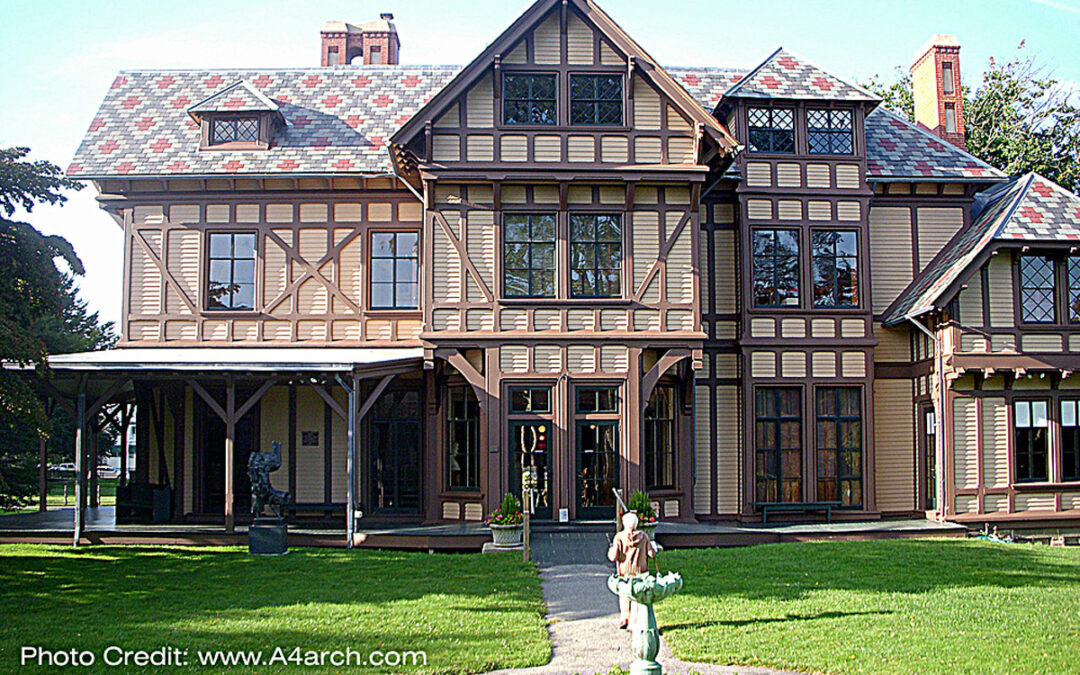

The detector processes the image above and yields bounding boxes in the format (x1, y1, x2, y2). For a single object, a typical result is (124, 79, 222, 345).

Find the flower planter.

(488, 523, 523, 548)
(638, 522, 658, 538)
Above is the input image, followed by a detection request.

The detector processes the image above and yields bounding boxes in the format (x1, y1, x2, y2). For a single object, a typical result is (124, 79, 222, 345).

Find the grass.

(657, 539, 1080, 675)
(0, 478, 118, 515)
(0, 544, 548, 674)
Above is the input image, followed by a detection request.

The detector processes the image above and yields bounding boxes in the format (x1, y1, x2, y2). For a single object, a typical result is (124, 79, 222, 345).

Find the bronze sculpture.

(248, 441, 290, 518)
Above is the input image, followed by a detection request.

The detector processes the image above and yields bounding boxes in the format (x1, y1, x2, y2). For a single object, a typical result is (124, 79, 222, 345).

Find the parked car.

(49, 463, 76, 476)
(97, 466, 121, 480)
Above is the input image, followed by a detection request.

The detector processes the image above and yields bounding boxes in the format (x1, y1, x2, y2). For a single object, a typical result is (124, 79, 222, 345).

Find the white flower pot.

(489, 523, 523, 547)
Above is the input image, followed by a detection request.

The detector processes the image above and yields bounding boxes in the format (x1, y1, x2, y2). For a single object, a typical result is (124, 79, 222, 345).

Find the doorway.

(196, 399, 256, 516)
(367, 387, 423, 514)
(508, 421, 552, 520)
(576, 420, 618, 519)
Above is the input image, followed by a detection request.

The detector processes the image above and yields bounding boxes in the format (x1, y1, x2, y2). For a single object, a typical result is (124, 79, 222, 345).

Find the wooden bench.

(752, 501, 842, 524)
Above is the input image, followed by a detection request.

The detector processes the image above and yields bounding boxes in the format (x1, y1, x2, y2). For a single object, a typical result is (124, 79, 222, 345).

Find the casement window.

(207, 232, 256, 311)
(446, 386, 480, 490)
(503, 74, 557, 126)
(570, 214, 622, 298)
(576, 386, 619, 414)
(504, 214, 556, 298)
(509, 387, 552, 414)
(754, 388, 802, 503)
(811, 230, 859, 308)
(209, 117, 259, 145)
(1068, 258, 1080, 322)
(816, 387, 863, 507)
(1019, 255, 1056, 323)
(807, 109, 854, 155)
(747, 107, 795, 153)
(644, 385, 676, 490)
(569, 74, 623, 125)
(370, 231, 419, 310)
(752, 229, 800, 307)
(1062, 401, 1080, 482)
(1014, 400, 1049, 482)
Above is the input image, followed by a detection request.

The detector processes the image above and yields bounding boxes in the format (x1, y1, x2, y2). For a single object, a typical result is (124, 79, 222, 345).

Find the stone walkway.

(485, 532, 800, 675)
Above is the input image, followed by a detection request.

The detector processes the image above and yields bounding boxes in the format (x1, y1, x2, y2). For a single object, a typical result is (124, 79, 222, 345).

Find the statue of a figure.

(248, 441, 291, 518)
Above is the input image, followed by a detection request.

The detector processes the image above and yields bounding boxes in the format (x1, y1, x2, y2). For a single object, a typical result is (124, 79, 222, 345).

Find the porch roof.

(45, 347, 424, 373)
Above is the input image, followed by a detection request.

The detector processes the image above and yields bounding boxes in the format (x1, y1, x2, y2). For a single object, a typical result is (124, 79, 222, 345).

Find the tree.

(865, 43, 1080, 193)
(0, 146, 114, 508)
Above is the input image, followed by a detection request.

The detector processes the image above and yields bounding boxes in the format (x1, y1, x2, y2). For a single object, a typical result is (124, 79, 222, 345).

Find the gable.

(724, 47, 879, 102)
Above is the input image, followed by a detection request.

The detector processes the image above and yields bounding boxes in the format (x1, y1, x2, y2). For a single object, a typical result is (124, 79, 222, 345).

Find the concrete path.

(485, 532, 800, 675)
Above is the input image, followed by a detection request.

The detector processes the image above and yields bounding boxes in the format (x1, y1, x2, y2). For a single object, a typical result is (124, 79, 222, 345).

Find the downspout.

(336, 374, 358, 549)
(907, 313, 947, 521)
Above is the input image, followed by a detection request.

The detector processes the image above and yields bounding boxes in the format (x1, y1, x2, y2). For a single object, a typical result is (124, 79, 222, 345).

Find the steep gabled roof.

(865, 108, 1006, 182)
(722, 47, 879, 102)
(186, 80, 279, 122)
(390, 0, 738, 155)
(883, 173, 1080, 325)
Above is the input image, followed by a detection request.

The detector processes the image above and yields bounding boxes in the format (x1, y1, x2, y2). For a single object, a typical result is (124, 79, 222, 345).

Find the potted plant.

(627, 490, 659, 535)
(487, 492, 524, 548)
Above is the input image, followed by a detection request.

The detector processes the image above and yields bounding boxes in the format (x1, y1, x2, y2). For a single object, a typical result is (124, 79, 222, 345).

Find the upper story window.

(807, 109, 854, 155)
(811, 230, 859, 308)
(370, 231, 419, 310)
(207, 232, 256, 311)
(576, 386, 619, 413)
(747, 107, 795, 153)
(1069, 258, 1080, 322)
(1062, 400, 1080, 482)
(570, 214, 622, 298)
(570, 74, 623, 125)
(1020, 255, 1056, 323)
(210, 117, 259, 146)
(504, 213, 556, 298)
(1014, 400, 1049, 482)
(752, 229, 800, 307)
(504, 74, 557, 126)
(510, 387, 551, 414)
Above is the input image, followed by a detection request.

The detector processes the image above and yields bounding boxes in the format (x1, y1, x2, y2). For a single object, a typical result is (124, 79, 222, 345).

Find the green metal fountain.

(607, 571, 684, 675)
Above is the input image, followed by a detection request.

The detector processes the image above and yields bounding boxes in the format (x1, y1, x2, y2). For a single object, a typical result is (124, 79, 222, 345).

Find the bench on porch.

(752, 501, 842, 524)
(116, 482, 171, 524)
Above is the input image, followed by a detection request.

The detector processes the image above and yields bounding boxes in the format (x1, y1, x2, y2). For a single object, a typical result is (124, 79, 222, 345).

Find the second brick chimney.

(911, 34, 965, 148)
(321, 13, 400, 66)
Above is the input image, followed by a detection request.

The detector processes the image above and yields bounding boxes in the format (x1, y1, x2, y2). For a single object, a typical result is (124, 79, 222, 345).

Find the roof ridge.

(770, 46, 881, 102)
(722, 46, 783, 99)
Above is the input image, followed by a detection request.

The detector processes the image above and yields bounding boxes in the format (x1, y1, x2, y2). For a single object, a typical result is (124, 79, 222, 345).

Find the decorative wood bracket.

(641, 348, 692, 410)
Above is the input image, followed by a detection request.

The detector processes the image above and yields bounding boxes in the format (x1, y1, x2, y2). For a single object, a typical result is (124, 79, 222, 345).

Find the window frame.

(806, 108, 855, 156)
(569, 213, 623, 299)
(1013, 399, 1050, 483)
(1018, 254, 1058, 325)
(502, 72, 559, 127)
(751, 228, 802, 309)
(368, 229, 420, 311)
(754, 386, 803, 504)
(502, 212, 558, 299)
(644, 383, 677, 491)
(814, 386, 864, 508)
(745, 106, 796, 155)
(575, 386, 620, 415)
(811, 229, 860, 309)
(568, 73, 625, 127)
(1061, 400, 1080, 482)
(201, 113, 269, 151)
(204, 230, 258, 313)
(446, 385, 481, 491)
(508, 386, 553, 415)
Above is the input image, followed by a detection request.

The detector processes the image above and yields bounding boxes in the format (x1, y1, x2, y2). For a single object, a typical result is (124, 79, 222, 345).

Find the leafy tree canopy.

(865, 42, 1080, 193)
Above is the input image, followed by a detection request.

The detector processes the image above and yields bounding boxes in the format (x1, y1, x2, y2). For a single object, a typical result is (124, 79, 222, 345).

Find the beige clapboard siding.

(868, 206, 914, 314)
(1016, 493, 1057, 511)
(699, 230, 711, 311)
(500, 345, 529, 373)
(432, 224, 462, 303)
(467, 75, 494, 127)
(666, 221, 694, 304)
(986, 254, 1014, 327)
(432, 135, 460, 161)
(600, 345, 629, 371)
(330, 389, 347, 502)
(466, 211, 495, 300)
(1023, 334, 1063, 352)
(835, 164, 861, 189)
(714, 230, 737, 313)
(806, 164, 830, 188)
(166, 229, 199, 315)
(776, 163, 801, 188)
(566, 12, 593, 64)
(633, 75, 662, 130)
(130, 230, 162, 315)
(500, 135, 528, 162)
(981, 397, 1009, 488)
(297, 229, 328, 314)
(294, 388, 324, 503)
(873, 323, 911, 361)
(633, 211, 660, 302)
(874, 380, 915, 512)
(957, 271, 984, 326)
(534, 135, 561, 162)
(952, 397, 979, 491)
(567, 345, 596, 372)
(746, 199, 772, 220)
(567, 136, 595, 162)
(917, 207, 964, 268)
(434, 103, 458, 128)
(533, 13, 561, 64)
(716, 385, 740, 514)
(694, 385, 712, 514)
(745, 163, 771, 187)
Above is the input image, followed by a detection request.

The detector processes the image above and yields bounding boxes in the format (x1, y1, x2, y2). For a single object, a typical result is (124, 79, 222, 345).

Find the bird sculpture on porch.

(248, 441, 291, 518)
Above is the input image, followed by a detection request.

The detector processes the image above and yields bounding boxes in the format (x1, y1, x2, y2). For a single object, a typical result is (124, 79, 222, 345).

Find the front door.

(921, 405, 937, 510)
(508, 421, 552, 520)
(368, 388, 422, 514)
(197, 400, 256, 516)
(576, 420, 618, 519)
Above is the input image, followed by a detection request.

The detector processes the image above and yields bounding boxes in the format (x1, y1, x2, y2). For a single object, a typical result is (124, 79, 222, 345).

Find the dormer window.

(210, 116, 260, 145)
(747, 107, 794, 153)
(808, 109, 854, 155)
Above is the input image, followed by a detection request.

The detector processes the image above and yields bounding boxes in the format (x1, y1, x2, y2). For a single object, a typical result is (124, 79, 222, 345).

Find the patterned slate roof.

(724, 48, 879, 102)
(68, 67, 459, 178)
(883, 173, 1080, 325)
(865, 108, 1005, 181)
(666, 67, 746, 112)
(187, 80, 279, 118)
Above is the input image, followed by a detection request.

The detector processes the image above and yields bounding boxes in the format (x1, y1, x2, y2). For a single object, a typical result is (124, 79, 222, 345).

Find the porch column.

(38, 435, 47, 512)
(119, 403, 131, 488)
(225, 378, 236, 532)
(73, 390, 86, 547)
(89, 429, 100, 508)
(346, 374, 358, 547)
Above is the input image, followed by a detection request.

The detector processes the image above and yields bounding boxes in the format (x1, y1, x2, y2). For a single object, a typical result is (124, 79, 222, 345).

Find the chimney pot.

(380, 13, 394, 21)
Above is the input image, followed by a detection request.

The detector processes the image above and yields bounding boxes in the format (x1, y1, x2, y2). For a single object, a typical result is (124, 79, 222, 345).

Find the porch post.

(89, 428, 100, 508)
(225, 378, 236, 533)
(38, 435, 48, 512)
(73, 390, 86, 548)
(119, 403, 131, 488)
(346, 374, 358, 548)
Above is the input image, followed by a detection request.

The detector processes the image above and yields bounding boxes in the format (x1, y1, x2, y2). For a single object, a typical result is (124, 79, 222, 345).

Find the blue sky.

(1, 0, 1078, 328)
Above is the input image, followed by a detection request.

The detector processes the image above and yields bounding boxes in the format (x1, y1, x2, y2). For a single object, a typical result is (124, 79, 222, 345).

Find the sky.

(1, 0, 1078, 331)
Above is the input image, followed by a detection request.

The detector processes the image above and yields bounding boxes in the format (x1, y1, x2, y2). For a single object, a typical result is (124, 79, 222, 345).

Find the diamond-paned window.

(747, 107, 795, 153)
(504, 74, 557, 125)
(210, 117, 259, 144)
(1068, 257, 1080, 323)
(807, 109, 854, 154)
(570, 74, 623, 125)
(1020, 255, 1056, 323)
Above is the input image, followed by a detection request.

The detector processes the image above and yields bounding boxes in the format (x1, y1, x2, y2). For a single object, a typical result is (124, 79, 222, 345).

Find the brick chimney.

(911, 34, 965, 148)
(321, 14, 400, 66)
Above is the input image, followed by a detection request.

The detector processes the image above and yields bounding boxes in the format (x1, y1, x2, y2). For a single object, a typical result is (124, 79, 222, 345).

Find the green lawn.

(0, 545, 548, 674)
(657, 539, 1080, 675)
(0, 478, 118, 515)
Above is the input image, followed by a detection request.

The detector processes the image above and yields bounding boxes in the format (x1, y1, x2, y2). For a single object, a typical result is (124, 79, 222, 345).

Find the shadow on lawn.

(664, 539, 1080, 602)
(662, 609, 894, 631)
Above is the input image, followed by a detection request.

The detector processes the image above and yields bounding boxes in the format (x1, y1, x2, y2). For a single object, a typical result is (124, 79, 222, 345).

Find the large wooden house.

(57, 0, 1080, 540)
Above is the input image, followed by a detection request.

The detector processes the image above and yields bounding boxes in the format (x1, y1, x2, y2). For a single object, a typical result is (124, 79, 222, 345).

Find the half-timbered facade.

(58, 1, 1080, 538)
